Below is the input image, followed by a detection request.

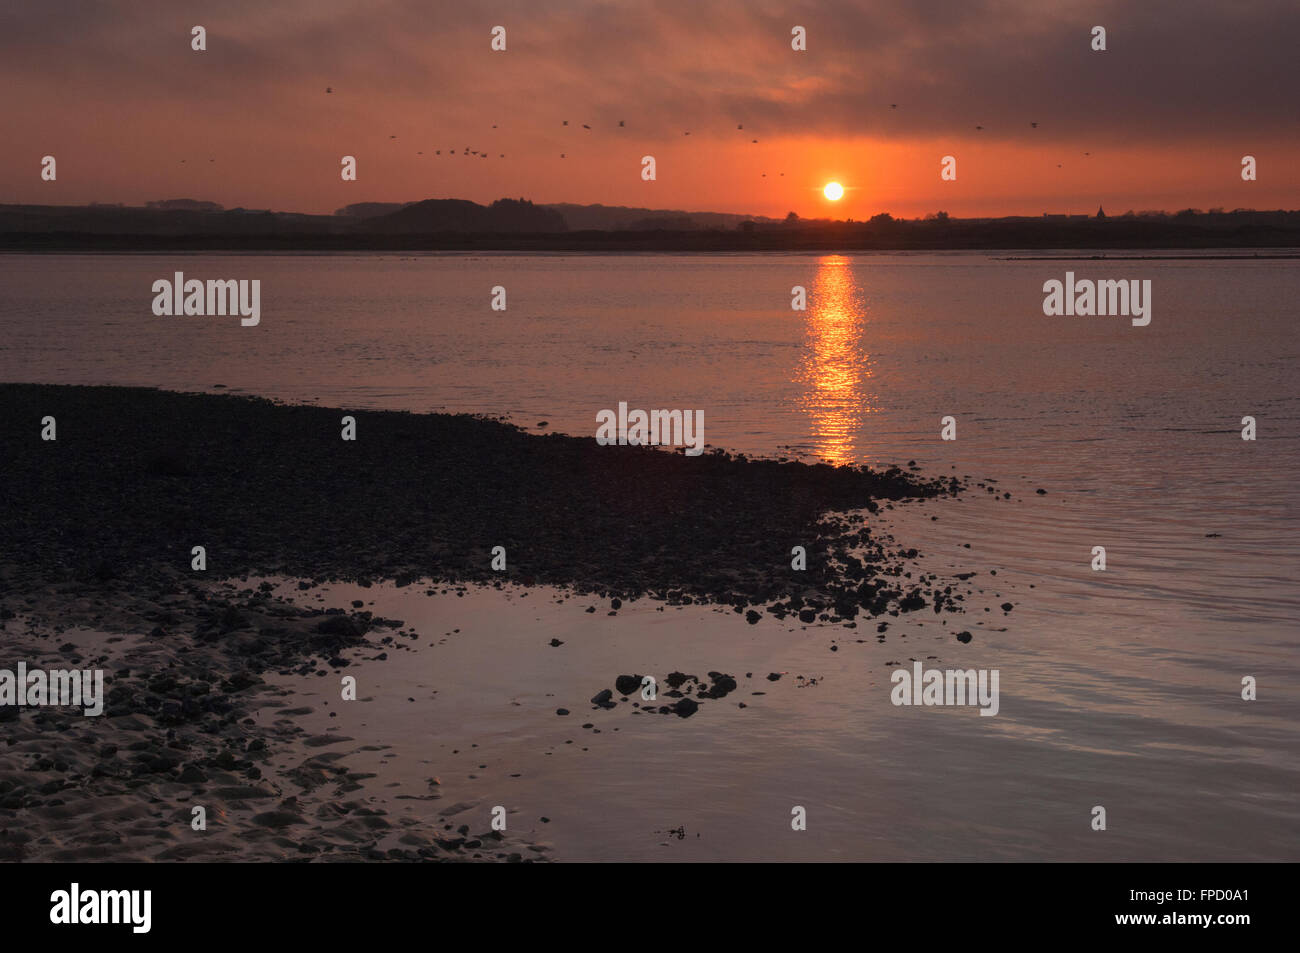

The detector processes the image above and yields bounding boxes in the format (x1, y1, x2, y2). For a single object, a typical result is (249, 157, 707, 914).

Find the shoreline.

(0, 383, 973, 620)
(0, 382, 991, 861)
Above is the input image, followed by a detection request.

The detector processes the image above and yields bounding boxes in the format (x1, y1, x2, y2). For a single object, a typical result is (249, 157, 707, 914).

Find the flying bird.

(582, 124, 590, 130)
(618, 120, 625, 127)
(560, 153, 566, 158)
(975, 125, 983, 131)
(1030, 121, 1039, 128)
(751, 139, 758, 143)
(890, 104, 897, 109)
(562, 120, 568, 126)
(737, 124, 743, 129)
(325, 87, 333, 94)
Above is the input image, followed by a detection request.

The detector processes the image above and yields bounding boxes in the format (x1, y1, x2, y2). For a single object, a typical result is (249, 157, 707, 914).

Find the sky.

(2, 0, 1297, 220)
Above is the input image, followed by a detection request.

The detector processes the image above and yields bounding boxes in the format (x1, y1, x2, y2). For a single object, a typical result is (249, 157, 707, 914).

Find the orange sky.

(3, 0, 1296, 219)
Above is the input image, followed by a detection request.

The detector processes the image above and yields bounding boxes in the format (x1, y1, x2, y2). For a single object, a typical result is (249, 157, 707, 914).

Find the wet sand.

(1, 383, 990, 861)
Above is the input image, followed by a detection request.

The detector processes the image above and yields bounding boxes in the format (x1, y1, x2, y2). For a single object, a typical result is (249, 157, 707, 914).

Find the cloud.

(2, 0, 1295, 213)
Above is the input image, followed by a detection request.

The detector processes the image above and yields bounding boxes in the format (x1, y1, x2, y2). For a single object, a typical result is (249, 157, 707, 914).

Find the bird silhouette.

(975, 125, 983, 131)
(751, 139, 758, 143)
(582, 124, 590, 130)
(737, 124, 743, 129)
(618, 120, 625, 127)
(684, 131, 690, 135)
(1030, 121, 1039, 128)
(560, 153, 566, 158)
(492, 124, 497, 129)
(562, 120, 568, 126)
(890, 104, 897, 109)
(499, 154, 505, 158)
(325, 87, 333, 94)
(389, 135, 397, 139)
(435, 150, 441, 155)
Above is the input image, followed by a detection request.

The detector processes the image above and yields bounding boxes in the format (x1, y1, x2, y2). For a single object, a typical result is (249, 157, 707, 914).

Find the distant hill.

(333, 202, 413, 219)
(361, 198, 566, 234)
(0, 203, 340, 236)
(3, 199, 1299, 251)
(145, 199, 224, 212)
(547, 202, 776, 230)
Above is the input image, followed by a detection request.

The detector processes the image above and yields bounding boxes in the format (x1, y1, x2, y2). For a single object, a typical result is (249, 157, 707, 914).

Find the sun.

(823, 181, 844, 201)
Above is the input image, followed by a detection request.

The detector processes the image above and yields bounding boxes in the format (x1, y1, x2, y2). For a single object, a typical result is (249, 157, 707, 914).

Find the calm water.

(3, 251, 1298, 859)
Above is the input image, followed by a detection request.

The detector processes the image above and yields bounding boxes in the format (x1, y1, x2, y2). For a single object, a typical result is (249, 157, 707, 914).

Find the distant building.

(1096, 206, 1107, 219)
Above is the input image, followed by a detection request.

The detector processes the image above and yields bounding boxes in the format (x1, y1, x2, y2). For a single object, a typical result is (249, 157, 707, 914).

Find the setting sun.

(823, 182, 844, 201)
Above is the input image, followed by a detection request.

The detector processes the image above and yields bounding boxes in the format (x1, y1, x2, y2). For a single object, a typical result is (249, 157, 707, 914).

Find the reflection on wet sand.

(796, 256, 877, 465)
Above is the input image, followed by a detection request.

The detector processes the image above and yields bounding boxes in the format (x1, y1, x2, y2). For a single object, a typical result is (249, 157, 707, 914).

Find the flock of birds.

(169, 88, 1095, 173)
(156, 89, 1092, 176)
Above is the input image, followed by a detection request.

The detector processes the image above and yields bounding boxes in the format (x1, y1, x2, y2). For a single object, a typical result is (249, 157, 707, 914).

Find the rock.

(956, 631, 972, 643)
(615, 674, 641, 695)
(589, 689, 615, 709)
(671, 698, 699, 718)
(316, 615, 362, 638)
(555, 708, 570, 716)
(701, 674, 737, 699)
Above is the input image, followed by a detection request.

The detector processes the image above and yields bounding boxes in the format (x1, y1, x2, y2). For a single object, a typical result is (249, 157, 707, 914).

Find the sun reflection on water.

(795, 256, 877, 465)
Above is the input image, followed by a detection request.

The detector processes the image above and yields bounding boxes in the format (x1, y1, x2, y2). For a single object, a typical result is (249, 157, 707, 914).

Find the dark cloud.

(2, 0, 1294, 140)
(1, 0, 1294, 214)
